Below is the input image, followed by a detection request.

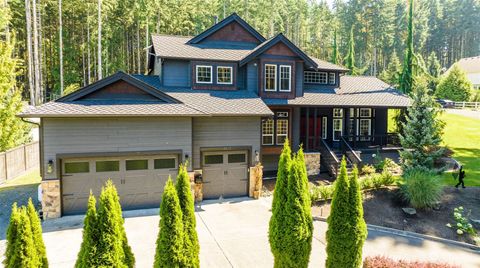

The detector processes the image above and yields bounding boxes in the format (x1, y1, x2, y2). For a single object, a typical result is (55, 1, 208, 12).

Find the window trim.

(279, 65, 292, 92)
(333, 118, 343, 141)
(276, 118, 289, 145)
(195, 65, 213, 84)
(262, 118, 274, 145)
(333, 108, 343, 118)
(216, 66, 233, 85)
(264, 64, 277, 92)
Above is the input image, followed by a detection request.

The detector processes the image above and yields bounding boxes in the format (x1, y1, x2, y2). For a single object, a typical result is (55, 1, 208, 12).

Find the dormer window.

(196, 65, 212, 84)
(279, 65, 291, 92)
(304, 71, 336, 85)
(265, 64, 277, 91)
(217, 66, 233, 84)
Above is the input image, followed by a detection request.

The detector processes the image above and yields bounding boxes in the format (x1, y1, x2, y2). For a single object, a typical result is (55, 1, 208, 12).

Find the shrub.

(26, 198, 48, 267)
(310, 185, 334, 202)
(175, 163, 200, 268)
(436, 64, 472, 101)
(361, 164, 376, 175)
(446, 206, 475, 236)
(154, 177, 185, 268)
(360, 176, 374, 190)
(75, 192, 99, 268)
(380, 169, 396, 186)
(363, 255, 459, 268)
(399, 169, 443, 209)
(371, 174, 384, 190)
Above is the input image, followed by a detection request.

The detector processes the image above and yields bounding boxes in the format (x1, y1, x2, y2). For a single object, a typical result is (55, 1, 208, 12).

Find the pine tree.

(435, 64, 472, 101)
(75, 192, 99, 268)
(326, 157, 352, 268)
(379, 50, 401, 86)
(398, 0, 414, 94)
(175, 163, 200, 268)
(26, 198, 48, 267)
(96, 180, 135, 267)
(400, 83, 444, 172)
(154, 177, 185, 268)
(344, 26, 358, 75)
(346, 166, 367, 268)
(283, 148, 313, 268)
(269, 140, 292, 267)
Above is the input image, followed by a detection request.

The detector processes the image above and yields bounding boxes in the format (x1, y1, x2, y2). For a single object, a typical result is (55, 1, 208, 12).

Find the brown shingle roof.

(310, 57, 349, 72)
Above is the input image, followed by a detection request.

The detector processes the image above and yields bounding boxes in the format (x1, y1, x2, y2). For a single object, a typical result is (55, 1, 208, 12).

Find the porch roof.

(263, 76, 410, 108)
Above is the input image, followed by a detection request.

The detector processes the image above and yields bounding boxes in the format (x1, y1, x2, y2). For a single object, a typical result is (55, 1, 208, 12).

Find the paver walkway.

(0, 197, 479, 267)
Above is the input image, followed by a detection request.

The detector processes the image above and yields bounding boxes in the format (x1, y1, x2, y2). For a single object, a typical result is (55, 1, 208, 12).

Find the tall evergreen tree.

(26, 198, 48, 267)
(75, 192, 99, 268)
(344, 26, 358, 75)
(331, 29, 340, 65)
(435, 64, 472, 101)
(3, 203, 21, 268)
(269, 140, 292, 268)
(154, 177, 185, 268)
(175, 163, 200, 268)
(379, 50, 402, 86)
(398, 0, 415, 94)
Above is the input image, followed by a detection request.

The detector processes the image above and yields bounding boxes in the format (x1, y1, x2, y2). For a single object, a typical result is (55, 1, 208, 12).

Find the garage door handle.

(63, 194, 74, 197)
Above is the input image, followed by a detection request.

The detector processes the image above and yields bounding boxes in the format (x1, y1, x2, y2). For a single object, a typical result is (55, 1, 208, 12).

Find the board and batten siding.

(192, 117, 261, 169)
(42, 117, 192, 179)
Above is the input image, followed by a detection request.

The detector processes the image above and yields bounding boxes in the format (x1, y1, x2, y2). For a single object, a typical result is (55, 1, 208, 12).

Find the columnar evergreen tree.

(331, 29, 340, 65)
(269, 140, 292, 267)
(435, 65, 472, 101)
(400, 83, 444, 172)
(3, 203, 21, 267)
(26, 198, 48, 267)
(175, 163, 200, 268)
(96, 180, 135, 267)
(75, 192, 99, 268)
(283, 148, 313, 268)
(154, 177, 185, 268)
(398, 0, 415, 94)
(344, 26, 358, 75)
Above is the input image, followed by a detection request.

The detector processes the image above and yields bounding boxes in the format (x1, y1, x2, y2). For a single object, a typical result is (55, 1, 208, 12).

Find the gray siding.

(192, 117, 261, 169)
(42, 117, 192, 179)
(163, 60, 191, 87)
(246, 61, 258, 93)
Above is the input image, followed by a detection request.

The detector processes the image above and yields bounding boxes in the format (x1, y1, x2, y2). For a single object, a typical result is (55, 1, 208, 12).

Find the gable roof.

(58, 71, 180, 103)
(239, 34, 317, 67)
(187, 13, 266, 45)
(454, 56, 480, 73)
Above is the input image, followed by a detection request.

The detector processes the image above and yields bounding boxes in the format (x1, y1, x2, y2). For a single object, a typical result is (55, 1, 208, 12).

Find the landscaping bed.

(311, 186, 480, 245)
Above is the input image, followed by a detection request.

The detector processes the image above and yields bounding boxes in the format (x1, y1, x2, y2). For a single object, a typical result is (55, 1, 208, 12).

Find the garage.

(61, 154, 178, 215)
(202, 150, 249, 199)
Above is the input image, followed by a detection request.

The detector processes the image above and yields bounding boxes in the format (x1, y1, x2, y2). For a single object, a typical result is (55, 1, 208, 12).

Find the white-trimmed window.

(196, 65, 212, 84)
(276, 112, 289, 145)
(217, 66, 233, 84)
(262, 119, 274, 145)
(359, 108, 372, 117)
(279, 65, 291, 92)
(329, 73, 336, 84)
(333, 118, 343, 141)
(265, 64, 277, 91)
(322, 117, 327, 139)
(304, 71, 327, 84)
(333, 108, 343, 118)
(359, 119, 371, 141)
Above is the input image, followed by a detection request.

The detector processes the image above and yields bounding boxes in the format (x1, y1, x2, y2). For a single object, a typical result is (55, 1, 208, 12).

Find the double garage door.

(62, 154, 178, 215)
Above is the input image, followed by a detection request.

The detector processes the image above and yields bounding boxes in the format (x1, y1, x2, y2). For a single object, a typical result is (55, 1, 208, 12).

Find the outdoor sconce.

(255, 150, 260, 163)
(47, 160, 54, 174)
(185, 154, 189, 160)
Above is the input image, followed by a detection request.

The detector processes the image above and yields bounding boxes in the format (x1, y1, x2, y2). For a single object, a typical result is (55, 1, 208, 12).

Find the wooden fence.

(0, 141, 39, 184)
(454, 102, 480, 109)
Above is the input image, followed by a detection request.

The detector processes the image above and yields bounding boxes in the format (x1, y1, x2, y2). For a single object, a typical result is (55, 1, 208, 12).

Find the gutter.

(21, 117, 40, 126)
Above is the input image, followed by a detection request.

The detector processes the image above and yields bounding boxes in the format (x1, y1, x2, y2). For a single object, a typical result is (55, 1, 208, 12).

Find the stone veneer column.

(41, 179, 61, 219)
(189, 171, 203, 202)
(304, 152, 321, 176)
(249, 165, 263, 199)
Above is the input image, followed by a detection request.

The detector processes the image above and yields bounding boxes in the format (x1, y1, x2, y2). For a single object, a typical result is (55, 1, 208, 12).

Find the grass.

(0, 169, 41, 192)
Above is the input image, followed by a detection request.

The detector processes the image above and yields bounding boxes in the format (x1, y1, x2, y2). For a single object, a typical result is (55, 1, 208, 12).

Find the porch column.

(292, 107, 301, 150)
(305, 108, 310, 150)
(313, 108, 318, 149)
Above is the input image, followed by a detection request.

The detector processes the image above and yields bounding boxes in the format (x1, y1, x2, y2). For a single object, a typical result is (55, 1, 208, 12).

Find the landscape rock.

(402, 207, 417, 217)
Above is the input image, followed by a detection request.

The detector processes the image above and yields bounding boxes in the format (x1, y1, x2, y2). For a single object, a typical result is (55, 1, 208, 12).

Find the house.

(20, 13, 409, 218)
(451, 56, 480, 90)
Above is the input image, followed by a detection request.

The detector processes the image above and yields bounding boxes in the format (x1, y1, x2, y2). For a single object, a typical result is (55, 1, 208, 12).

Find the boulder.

(402, 207, 417, 217)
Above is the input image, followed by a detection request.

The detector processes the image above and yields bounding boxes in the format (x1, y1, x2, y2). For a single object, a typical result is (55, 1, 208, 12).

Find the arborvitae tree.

(400, 83, 445, 172)
(3, 203, 21, 268)
(379, 50, 402, 86)
(398, 0, 414, 94)
(269, 140, 292, 267)
(283, 148, 313, 268)
(326, 157, 352, 268)
(96, 180, 135, 267)
(346, 166, 367, 268)
(344, 26, 358, 75)
(331, 29, 340, 65)
(175, 163, 200, 268)
(436, 64, 472, 101)
(75, 192, 99, 268)
(154, 177, 185, 268)
(26, 198, 48, 267)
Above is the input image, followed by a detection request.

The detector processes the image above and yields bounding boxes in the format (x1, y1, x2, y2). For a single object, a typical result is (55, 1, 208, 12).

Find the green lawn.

(0, 169, 41, 192)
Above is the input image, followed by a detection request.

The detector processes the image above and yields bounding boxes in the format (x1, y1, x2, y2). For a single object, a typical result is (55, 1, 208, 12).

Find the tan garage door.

(62, 154, 178, 215)
(202, 150, 248, 199)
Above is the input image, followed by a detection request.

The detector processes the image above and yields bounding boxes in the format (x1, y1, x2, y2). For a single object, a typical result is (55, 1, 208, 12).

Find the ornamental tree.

(154, 177, 185, 268)
(269, 140, 292, 267)
(436, 64, 472, 101)
(26, 198, 48, 267)
(75, 192, 99, 268)
(175, 163, 200, 268)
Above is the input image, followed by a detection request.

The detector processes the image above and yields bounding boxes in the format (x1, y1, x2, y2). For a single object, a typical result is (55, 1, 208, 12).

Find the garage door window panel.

(64, 162, 90, 174)
(228, 153, 246, 164)
(126, 159, 149, 171)
(154, 158, 176, 169)
(96, 161, 120, 172)
(205, 154, 223, 165)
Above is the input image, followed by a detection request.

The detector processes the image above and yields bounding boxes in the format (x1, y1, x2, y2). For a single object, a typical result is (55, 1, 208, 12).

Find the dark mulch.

(312, 186, 480, 245)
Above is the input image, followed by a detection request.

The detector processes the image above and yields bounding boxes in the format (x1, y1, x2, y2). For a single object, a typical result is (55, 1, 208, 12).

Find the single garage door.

(62, 154, 178, 215)
(202, 150, 249, 199)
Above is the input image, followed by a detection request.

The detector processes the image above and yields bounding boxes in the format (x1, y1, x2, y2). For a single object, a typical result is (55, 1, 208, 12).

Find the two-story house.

(21, 13, 409, 218)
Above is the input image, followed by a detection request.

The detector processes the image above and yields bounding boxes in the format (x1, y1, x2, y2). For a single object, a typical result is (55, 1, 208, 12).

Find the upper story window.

(217, 66, 233, 84)
(279, 65, 291, 92)
(329, 73, 336, 84)
(196, 65, 212, 84)
(265, 64, 277, 91)
(304, 71, 336, 85)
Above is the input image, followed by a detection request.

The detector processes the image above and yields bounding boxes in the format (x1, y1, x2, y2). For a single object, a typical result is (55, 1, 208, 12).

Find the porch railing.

(342, 133, 401, 150)
(317, 138, 339, 177)
(340, 137, 362, 168)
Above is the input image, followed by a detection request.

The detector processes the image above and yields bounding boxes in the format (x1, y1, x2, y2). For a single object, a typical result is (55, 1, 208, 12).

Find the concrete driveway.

(1, 197, 479, 267)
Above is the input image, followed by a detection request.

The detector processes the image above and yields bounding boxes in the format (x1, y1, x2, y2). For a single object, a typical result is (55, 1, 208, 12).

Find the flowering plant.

(446, 206, 476, 235)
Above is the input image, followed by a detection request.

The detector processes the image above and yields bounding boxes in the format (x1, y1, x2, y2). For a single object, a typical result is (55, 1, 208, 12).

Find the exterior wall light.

(47, 160, 54, 174)
(255, 150, 260, 163)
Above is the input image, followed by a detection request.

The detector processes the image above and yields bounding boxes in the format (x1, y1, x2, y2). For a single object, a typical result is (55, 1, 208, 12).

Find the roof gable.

(187, 13, 266, 45)
(239, 34, 317, 67)
(57, 72, 180, 103)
